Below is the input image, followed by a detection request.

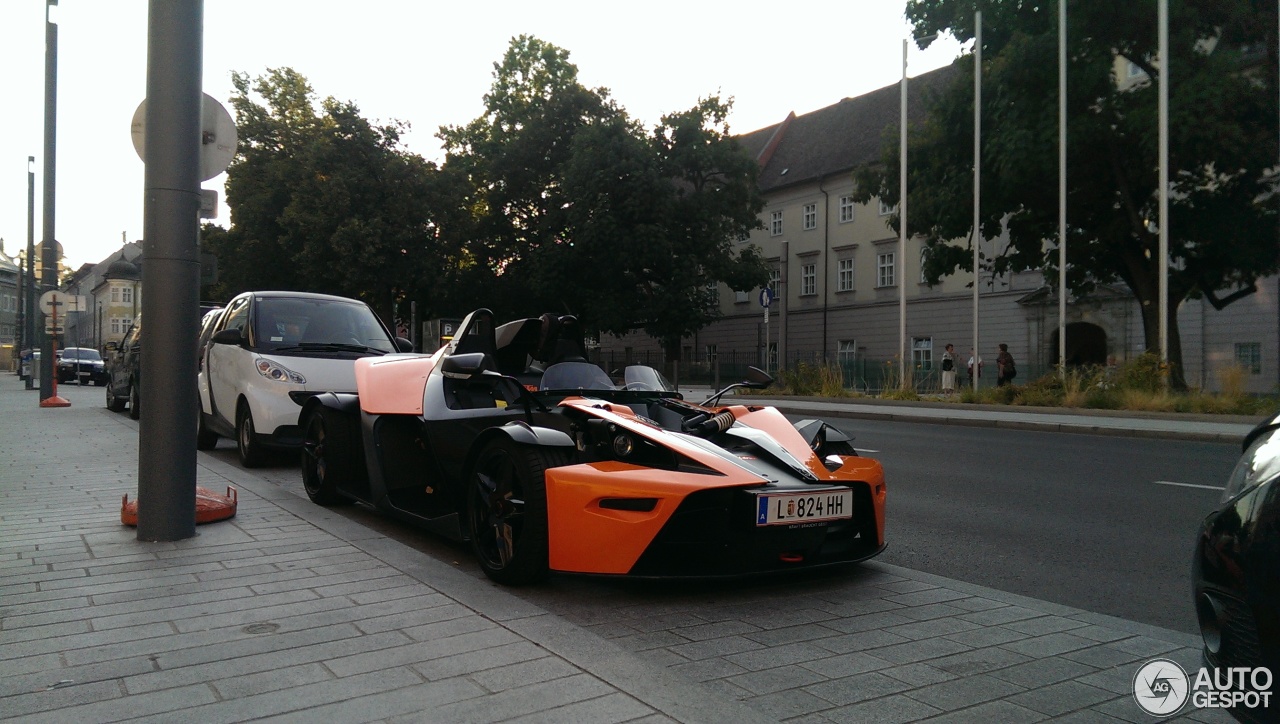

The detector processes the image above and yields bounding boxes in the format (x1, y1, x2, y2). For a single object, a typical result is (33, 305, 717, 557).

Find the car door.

(208, 295, 250, 427)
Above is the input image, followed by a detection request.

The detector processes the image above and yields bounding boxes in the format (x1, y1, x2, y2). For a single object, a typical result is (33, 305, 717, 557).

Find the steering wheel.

(621, 382, 653, 391)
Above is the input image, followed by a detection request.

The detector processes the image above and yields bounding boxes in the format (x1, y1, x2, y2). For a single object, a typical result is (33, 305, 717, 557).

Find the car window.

(253, 297, 395, 353)
(219, 298, 249, 336)
(62, 348, 102, 361)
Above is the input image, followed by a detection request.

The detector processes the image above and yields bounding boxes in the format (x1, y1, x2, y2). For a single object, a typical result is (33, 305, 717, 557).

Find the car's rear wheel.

(236, 402, 266, 468)
(301, 407, 357, 506)
(106, 383, 126, 412)
(466, 438, 570, 585)
(128, 378, 140, 420)
(196, 410, 218, 450)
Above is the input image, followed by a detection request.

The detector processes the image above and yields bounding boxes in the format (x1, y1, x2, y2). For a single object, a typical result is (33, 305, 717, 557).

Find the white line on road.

(1154, 480, 1224, 491)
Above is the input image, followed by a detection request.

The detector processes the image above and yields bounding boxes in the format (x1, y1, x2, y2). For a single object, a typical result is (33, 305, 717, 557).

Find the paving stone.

(667, 635, 761, 661)
(987, 656, 1101, 689)
(880, 662, 959, 687)
(390, 672, 615, 724)
(1001, 616, 1091, 636)
(959, 606, 1049, 626)
(885, 617, 983, 641)
(1006, 680, 1116, 716)
(505, 691, 658, 724)
(742, 687, 835, 720)
(806, 671, 914, 706)
(726, 641, 835, 671)
(896, 603, 974, 621)
(866, 636, 974, 665)
(942, 626, 1031, 649)
(411, 640, 547, 681)
(800, 650, 895, 678)
(1061, 643, 1149, 669)
(825, 693, 944, 723)
(929, 646, 1034, 677)
(815, 628, 913, 655)
(1109, 635, 1181, 658)
(470, 655, 581, 692)
(668, 656, 749, 682)
(209, 662, 334, 699)
(917, 699, 1048, 722)
(888, 588, 972, 607)
(729, 663, 829, 695)
(904, 673, 1027, 710)
(1000, 632, 1097, 658)
(823, 610, 918, 634)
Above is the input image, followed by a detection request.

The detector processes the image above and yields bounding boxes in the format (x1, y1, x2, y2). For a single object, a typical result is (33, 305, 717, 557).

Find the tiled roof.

(740, 64, 958, 193)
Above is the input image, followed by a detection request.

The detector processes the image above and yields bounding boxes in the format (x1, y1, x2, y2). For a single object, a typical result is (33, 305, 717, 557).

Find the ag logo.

(1133, 658, 1190, 716)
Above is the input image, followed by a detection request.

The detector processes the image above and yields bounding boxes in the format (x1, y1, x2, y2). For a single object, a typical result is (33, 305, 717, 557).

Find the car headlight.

(1221, 428, 1280, 503)
(254, 358, 306, 384)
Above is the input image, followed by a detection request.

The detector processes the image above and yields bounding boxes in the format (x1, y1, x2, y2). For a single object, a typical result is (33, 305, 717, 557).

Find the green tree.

(208, 68, 457, 322)
(440, 36, 768, 359)
(855, 0, 1278, 389)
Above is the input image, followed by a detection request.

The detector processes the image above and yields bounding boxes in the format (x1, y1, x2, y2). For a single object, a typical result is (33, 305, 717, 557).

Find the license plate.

(756, 489, 853, 526)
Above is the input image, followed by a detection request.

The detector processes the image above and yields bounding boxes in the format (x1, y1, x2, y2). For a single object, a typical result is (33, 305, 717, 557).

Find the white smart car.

(197, 291, 411, 467)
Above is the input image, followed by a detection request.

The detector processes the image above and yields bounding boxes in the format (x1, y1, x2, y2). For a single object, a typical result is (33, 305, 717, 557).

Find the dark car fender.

(297, 392, 361, 424)
(462, 420, 575, 483)
(793, 419, 857, 456)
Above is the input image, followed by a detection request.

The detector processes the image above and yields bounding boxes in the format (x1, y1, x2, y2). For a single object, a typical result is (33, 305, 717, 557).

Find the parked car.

(197, 291, 410, 467)
(1193, 412, 1279, 723)
(297, 308, 885, 585)
(105, 316, 142, 418)
(57, 347, 107, 386)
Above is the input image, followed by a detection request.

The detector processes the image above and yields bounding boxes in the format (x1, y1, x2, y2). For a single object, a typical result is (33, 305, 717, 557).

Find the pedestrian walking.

(996, 343, 1017, 387)
(940, 344, 957, 393)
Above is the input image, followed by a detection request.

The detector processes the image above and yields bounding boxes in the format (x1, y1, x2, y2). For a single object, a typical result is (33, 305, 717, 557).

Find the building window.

(767, 342, 778, 372)
(734, 290, 748, 304)
(706, 344, 718, 366)
(837, 258, 854, 291)
(912, 337, 933, 371)
(839, 196, 855, 223)
(110, 317, 125, 335)
(877, 252, 895, 288)
(768, 267, 780, 296)
(801, 264, 816, 296)
(111, 286, 120, 303)
(1235, 342, 1262, 374)
(121, 287, 133, 304)
(770, 211, 783, 236)
(878, 199, 896, 216)
(838, 340, 857, 366)
(920, 249, 929, 283)
(802, 204, 817, 230)
(1127, 60, 1146, 79)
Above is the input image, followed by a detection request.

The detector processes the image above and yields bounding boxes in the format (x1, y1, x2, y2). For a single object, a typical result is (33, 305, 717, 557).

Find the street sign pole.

(40, 291, 70, 407)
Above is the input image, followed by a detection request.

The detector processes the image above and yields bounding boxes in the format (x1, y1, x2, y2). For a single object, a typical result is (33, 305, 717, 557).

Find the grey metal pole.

(900, 38, 909, 388)
(779, 239, 789, 373)
(25, 157, 35, 390)
(972, 12, 982, 393)
(1158, 0, 1169, 373)
(38, 0, 58, 401)
(1059, 1, 1068, 377)
(136, 0, 203, 542)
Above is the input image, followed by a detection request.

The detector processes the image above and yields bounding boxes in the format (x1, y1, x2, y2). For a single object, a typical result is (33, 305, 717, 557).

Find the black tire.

(106, 384, 126, 413)
(196, 411, 218, 450)
(466, 438, 571, 585)
(301, 407, 358, 506)
(127, 379, 140, 420)
(236, 402, 267, 468)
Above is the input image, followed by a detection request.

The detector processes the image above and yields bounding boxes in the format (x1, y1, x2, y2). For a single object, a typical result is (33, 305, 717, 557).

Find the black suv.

(58, 347, 108, 386)
(105, 317, 141, 419)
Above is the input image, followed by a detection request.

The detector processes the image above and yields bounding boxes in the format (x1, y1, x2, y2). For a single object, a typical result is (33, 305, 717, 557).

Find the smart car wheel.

(301, 407, 356, 506)
(466, 438, 570, 585)
(128, 379, 140, 420)
(106, 384, 126, 413)
(196, 411, 218, 450)
(236, 402, 267, 468)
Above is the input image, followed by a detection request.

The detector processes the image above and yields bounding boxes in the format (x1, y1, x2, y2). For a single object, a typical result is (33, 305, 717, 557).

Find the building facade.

(598, 69, 1278, 393)
(61, 243, 143, 352)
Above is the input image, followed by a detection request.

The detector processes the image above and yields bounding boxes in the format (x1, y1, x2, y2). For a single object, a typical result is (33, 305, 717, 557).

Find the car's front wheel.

(128, 378, 140, 420)
(236, 402, 267, 468)
(301, 407, 357, 506)
(106, 383, 126, 412)
(466, 438, 570, 585)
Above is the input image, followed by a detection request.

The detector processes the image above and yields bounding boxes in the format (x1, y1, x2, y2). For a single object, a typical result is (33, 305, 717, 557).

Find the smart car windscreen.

(254, 298, 396, 355)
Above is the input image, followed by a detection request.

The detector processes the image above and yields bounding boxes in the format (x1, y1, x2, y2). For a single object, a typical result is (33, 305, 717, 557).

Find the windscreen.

(622, 366, 674, 391)
(254, 298, 396, 353)
(63, 348, 101, 361)
(540, 362, 616, 391)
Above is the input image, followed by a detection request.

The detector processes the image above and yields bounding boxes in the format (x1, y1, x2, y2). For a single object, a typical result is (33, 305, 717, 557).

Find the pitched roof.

(738, 64, 959, 194)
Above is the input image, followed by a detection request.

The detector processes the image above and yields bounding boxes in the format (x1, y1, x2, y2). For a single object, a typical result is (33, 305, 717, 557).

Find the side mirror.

(440, 352, 488, 379)
(743, 366, 774, 389)
(104, 342, 119, 352)
(395, 336, 414, 352)
(211, 328, 242, 346)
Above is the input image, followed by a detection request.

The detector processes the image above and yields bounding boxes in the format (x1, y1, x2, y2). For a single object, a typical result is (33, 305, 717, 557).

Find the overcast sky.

(0, 1, 963, 271)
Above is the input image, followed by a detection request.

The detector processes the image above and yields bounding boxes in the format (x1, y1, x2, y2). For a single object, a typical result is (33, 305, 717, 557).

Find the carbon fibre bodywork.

(299, 308, 886, 584)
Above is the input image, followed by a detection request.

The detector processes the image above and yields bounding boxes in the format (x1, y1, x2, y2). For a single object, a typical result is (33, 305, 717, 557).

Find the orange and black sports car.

(297, 308, 887, 584)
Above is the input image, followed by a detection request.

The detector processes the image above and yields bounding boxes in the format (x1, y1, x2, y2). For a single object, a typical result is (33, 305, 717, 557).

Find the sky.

(0, 1, 964, 271)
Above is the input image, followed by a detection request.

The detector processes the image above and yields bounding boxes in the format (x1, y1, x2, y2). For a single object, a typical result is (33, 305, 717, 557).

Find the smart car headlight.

(1221, 428, 1280, 503)
(254, 357, 306, 384)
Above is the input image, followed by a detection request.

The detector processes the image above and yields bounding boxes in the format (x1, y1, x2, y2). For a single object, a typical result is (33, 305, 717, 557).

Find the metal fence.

(590, 347, 1050, 395)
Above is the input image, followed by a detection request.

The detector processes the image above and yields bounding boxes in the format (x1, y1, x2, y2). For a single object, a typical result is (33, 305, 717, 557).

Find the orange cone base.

(40, 396, 71, 408)
(121, 486, 238, 526)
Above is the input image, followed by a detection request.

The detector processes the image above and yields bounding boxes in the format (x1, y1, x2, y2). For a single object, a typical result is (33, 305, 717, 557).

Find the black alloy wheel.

(465, 438, 570, 585)
(236, 403, 266, 468)
(106, 383, 126, 412)
(128, 379, 140, 420)
(300, 407, 355, 506)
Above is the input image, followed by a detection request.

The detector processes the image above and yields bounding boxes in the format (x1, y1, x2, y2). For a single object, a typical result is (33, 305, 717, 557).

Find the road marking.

(1154, 480, 1224, 491)
(855, 448, 879, 454)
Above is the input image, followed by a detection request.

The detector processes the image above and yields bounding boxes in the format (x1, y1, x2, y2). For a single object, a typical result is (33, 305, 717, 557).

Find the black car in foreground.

(1193, 412, 1279, 723)
(57, 347, 108, 386)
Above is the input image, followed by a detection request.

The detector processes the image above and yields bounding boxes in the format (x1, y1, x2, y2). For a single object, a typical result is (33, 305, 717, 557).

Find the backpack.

(1005, 356, 1016, 378)
(942, 357, 954, 372)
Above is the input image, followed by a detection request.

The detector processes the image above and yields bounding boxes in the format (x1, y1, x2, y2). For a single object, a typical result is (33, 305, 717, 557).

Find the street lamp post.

(899, 38, 909, 388)
(25, 156, 35, 390)
(39, 0, 62, 405)
(972, 11, 982, 393)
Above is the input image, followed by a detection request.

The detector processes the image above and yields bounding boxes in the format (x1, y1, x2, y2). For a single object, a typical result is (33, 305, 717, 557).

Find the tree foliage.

(855, 0, 1279, 388)
(206, 68, 459, 321)
(438, 36, 768, 353)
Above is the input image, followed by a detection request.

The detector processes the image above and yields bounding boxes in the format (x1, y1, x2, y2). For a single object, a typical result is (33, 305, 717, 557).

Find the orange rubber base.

(121, 486, 238, 526)
(40, 396, 71, 408)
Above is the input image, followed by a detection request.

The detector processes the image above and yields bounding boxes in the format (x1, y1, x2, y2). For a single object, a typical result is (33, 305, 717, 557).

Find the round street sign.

(131, 93, 238, 181)
(759, 288, 774, 308)
(39, 290, 67, 315)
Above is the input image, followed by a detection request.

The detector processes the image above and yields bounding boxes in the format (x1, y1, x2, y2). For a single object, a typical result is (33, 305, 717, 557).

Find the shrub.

(1114, 352, 1166, 393)
(775, 362, 850, 397)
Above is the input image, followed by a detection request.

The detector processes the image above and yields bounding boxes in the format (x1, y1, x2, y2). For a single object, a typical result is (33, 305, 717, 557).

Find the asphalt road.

(798, 415, 1240, 635)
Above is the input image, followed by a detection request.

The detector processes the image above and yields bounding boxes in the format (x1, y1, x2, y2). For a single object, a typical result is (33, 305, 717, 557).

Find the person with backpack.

(996, 343, 1017, 386)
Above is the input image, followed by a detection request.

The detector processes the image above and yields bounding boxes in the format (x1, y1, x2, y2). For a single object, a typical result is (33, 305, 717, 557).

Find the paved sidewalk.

(0, 378, 1239, 723)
